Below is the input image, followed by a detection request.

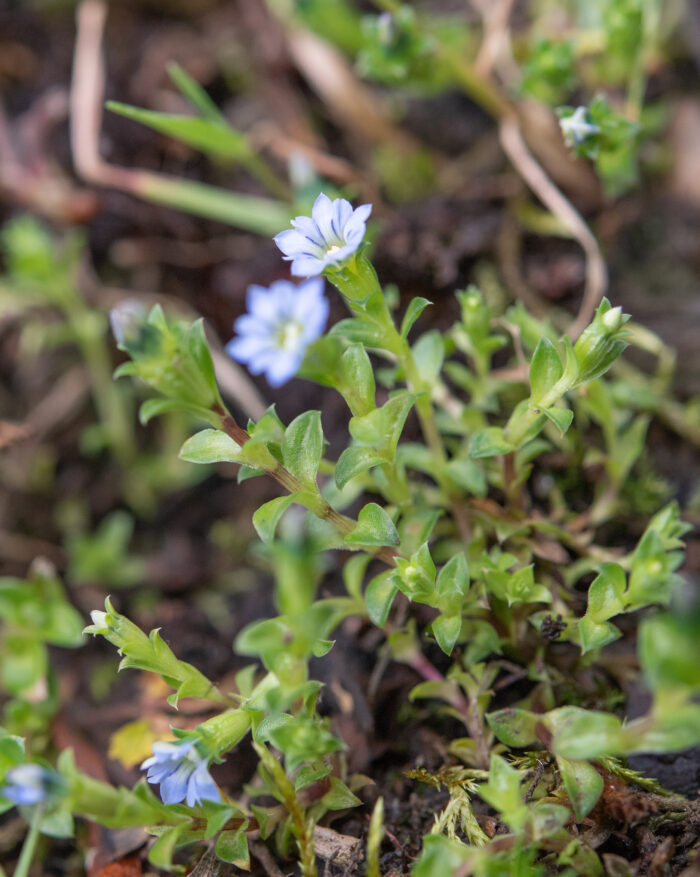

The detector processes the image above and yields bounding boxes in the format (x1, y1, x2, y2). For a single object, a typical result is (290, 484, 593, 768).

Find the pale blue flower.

(141, 739, 219, 807)
(559, 106, 600, 146)
(274, 192, 372, 276)
(226, 278, 328, 387)
(2, 764, 61, 806)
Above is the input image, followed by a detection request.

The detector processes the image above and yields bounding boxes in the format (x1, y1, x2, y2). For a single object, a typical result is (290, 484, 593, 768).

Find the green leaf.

(530, 337, 563, 405)
(578, 618, 621, 654)
(411, 835, 471, 877)
(556, 756, 603, 821)
(216, 828, 250, 868)
(179, 429, 241, 464)
(321, 776, 362, 810)
(412, 331, 444, 384)
(335, 445, 384, 489)
(330, 317, 388, 347)
(343, 554, 371, 602)
(394, 543, 436, 603)
(432, 614, 462, 656)
(148, 825, 184, 869)
(478, 754, 525, 829)
(585, 563, 626, 623)
(444, 459, 486, 497)
(400, 297, 432, 338)
(107, 100, 252, 163)
(341, 343, 375, 414)
(139, 174, 291, 236)
(551, 708, 625, 759)
(528, 803, 570, 840)
(468, 427, 512, 459)
(345, 503, 399, 547)
(365, 572, 398, 626)
(436, 553, 469, 615)
(252, 494, 298, 544)
(486, 708, 539, 747)
(540, 405, 574, 435)
(139, 397, 213, 425)
(349, 393, 415, 453)
(168, 62, 226, 123)
(638, 612, 700, 695)
(282, 411, 324, 485)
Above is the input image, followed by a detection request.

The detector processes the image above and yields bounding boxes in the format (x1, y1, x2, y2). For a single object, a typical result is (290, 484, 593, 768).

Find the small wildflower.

(274, 192, 371, 277)
(559, 106, 600, 146)
(89, 609, 108, 630)
(109, 300, 148, 348)
(226, 278, 328, 387)
(2, 764, 62, 806)
(141, 739, 219, 807)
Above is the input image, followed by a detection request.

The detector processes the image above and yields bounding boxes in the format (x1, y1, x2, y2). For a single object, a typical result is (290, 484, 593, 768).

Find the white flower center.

(326, 245, 342, 258)
(279, 321, 304, 351)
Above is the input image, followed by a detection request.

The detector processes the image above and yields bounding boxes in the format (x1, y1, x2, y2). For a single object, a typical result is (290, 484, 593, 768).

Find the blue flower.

(559, 106, 600, 146)
(141, 739, 220, 807)
(274, 193, 372, 277)
(2, 764, 61, 806)
(226, 278, 328, 387)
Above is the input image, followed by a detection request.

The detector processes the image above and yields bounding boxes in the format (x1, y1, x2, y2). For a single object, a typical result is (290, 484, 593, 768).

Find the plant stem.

(255, 744, 317, 877)
(13, 803, 46, 877)
(213, 405, 399, 567)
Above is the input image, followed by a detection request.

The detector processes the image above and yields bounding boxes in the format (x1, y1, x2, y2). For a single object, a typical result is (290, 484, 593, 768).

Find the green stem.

(370, 0, 510, 119)
(13, 803, 46, 877)
(214, 407, 398, 567)
(66, 305, 135, 463)
(255, 744, 317, 877)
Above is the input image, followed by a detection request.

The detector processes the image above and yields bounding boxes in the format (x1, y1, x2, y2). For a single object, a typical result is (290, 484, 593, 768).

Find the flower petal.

(290, 256, 326, 277)
(311, 192, 336, 246)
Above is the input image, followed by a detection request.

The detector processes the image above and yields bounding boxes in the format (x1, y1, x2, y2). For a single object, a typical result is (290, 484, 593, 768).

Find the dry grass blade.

(499, 115, 608, 339)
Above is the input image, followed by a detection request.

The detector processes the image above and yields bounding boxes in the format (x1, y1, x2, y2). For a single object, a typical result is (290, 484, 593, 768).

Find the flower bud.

(573, 299, 630, 385)
(112, 305, 222, 415)
(89, 610, 108, 632)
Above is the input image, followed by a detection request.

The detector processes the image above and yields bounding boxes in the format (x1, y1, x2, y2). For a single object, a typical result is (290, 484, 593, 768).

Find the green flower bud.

(573, 298, 630, 385)
(111, 304, 222, 417)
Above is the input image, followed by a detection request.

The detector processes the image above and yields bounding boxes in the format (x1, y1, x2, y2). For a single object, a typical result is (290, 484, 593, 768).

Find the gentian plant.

(4, 195, 698, 875)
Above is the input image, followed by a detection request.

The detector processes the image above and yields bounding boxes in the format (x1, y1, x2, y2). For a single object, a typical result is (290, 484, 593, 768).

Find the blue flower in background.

(2, 764, 61, 805)
(559, 106, 600, 146)
(274, 192, 371, 276)
(141, 739, 219, 807)
(226, 278, 328, 387)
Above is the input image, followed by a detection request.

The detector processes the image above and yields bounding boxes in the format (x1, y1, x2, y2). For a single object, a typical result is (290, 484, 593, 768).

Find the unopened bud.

(601, 305, 624, 333)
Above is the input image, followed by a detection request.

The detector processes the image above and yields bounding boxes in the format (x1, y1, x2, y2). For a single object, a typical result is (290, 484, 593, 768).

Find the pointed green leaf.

(282, 410, 324, 485)
(486, 708, 539, 747)
(107, 100, 251, 162)
(365, 572, 398, 626)
(215, 827, 250, 868)
(432, 614, 462, 656)
(468, 427, 513, 459)
(530, 337, 563, 404)
(540, 405, 574, 434)
(168, 62, 226, 123)
(253, 494, 298, 544)
(341, 343, 375, 414)
(345, 503, 399, 547)
(556, 755, 603, 820)
(401, 297, 432, 338)
(335, 446, 383, 489)
(179, 429, 241, 464)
